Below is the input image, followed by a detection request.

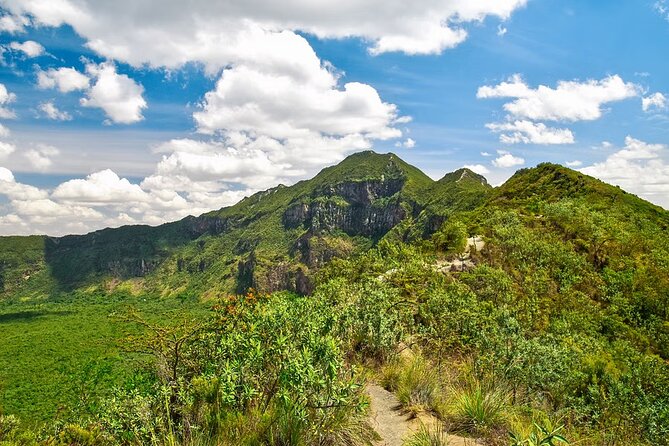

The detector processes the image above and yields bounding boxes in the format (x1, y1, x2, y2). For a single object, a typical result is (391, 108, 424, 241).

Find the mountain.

(0, 153, 666, 300)
(491, 162, 669, 227)
(0, 152, 486, 299)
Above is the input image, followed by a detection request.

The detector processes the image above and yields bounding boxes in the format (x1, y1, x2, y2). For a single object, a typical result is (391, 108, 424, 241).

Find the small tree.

(432, 220, 468, 255)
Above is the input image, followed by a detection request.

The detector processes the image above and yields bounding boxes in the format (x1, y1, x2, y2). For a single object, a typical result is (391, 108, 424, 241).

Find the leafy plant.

(509, 422, 570, 446)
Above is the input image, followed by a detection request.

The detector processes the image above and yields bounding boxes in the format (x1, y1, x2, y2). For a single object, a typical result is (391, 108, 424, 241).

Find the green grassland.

(0, 291, 207, 423)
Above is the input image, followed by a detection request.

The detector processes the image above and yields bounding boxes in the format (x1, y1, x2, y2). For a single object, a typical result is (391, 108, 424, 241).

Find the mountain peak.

(439, 167, 490, 188)
(308, 150, 433, 191)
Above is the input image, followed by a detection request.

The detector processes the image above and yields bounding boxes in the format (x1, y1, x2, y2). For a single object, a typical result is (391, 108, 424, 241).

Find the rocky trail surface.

(435, 236, 485, 273)
(367, 383, 479, 446)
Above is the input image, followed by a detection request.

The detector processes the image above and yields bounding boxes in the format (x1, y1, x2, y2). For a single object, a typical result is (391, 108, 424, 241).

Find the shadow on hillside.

(43, 219, 199, 291)
(0, 309, 73, 324)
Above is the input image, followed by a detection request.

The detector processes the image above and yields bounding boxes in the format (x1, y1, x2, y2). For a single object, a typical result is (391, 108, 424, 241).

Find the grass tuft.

(403, 423, 450, 446)
(449, 377, 508, 435)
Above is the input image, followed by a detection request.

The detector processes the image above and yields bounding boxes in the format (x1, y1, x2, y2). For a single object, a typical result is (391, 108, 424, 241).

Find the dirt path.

(367, 383, 478, 446)
(435, 236, 485, 273)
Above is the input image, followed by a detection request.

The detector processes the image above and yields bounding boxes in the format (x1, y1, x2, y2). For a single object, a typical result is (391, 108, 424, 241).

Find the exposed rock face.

(293, 234, 355, 268)
(317, 178, 405, 205)
(283, 178, 407, 238)
(237, 253, 313, 295)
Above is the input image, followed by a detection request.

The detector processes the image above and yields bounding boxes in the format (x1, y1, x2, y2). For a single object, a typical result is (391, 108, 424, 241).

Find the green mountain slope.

(1, 155, 666, 301)
(0, 151, 487, 299)
(491, 162, 669, 226)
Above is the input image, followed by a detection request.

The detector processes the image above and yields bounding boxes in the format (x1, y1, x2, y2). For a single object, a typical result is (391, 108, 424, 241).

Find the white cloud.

(80, 62, 146, 124)
(492, 149, 525, 168)
(486, 120, 574, 144)
(24, 144, 60, 171)
(0, 13, 29, 33)
(642, 92, 667, 112)
(0, 83, 17, 119)
(655, 1, 669, 21)
(38, 101, 72, 121)
(464, 164, 490, 175)
(0, 141, 16, 159)
(0, 167, 47, 201)
(53, 169, 149, 204)
(189, 43, 403, 187)
(497, 25, 508, 36)
(580, 136, 669, 209)
(153, 143, 288, 189)
(565, 160, 582, 168)
(1, 0, 528, 64)
(395, 138, 415, 149)
(37, 67, 90, 93)
(0, 166, 13, 182)
(8, 40, 45, 57)
(477, 74, 639, 122)
(194, 65, 400, 140)
(481, 151, 492, 157)
(0, 123, 9, 137)
(12, 198, 103, 220)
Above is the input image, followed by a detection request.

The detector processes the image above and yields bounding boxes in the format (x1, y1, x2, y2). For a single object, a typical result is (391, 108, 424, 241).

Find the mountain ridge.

(0, 151, 666, 299)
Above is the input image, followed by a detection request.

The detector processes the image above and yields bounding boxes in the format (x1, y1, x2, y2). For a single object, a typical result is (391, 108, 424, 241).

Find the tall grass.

(381, 354, 445, 415)
(448, 377, 509, 435)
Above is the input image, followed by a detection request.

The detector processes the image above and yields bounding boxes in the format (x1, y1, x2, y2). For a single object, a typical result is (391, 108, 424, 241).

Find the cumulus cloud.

(0, 123, 9, 137)
(0, 83, 17, 119)
(477, 74, 639, 122)
(1, 0, 528, 65)
(37, 67, 90, 93)
(642, 92, 667, 112)
(80, 62, 147, 124)
(0, 167, 47, 201)
(53, 169, 148, 204)
(24, 144, 60, 171)
(186, 35, 404, 188)
(396, 138, 416, 149)
(0, 161, 255, 235)
(580, 136, 669, 209)
(486, 120, 574, 144)
(194, 65, 400, 139)
(565, 160, 582, 168)
(38, 100, 72, 121)
(492, 149, 525, 168)
(8, 40, 45, 57)
(464, 164, 490, 175)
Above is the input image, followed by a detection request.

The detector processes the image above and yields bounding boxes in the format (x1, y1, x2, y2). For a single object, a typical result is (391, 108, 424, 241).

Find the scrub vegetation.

(1, 152, 667, 445)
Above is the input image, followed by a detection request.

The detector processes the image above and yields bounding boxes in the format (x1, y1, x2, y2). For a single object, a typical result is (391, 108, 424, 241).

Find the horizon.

(1, 0, 668, 236)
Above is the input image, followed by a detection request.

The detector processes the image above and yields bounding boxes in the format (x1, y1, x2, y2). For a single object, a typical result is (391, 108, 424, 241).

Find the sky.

(0, 0, 668, 236)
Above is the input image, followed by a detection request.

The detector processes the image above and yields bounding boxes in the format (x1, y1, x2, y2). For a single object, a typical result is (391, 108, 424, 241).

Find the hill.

(0, 151, 489, 300)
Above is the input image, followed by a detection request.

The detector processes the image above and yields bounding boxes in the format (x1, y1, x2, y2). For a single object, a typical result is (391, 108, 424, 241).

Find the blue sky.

(0, 0, 668, 235)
